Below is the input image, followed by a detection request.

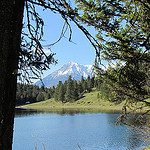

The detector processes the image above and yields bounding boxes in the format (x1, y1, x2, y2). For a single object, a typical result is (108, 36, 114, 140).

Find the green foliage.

(97, 93, 100, 99)
(83, 80, 87, 91)
(16, 83, 55, 105)
(78, 82, 84, 94)
(36, 92, 45, 102)
(96, 61, 150, 108)
(65, 75, 74, 102)
(76, 0, 150, 63)
(16, 75, 97, 105)
(20, 88, 128, 113)
(53, 75, 97, 103)
(87, 75, 92, 92)
(73, 81, 79, 101)
(54, 81, 62, 101)
(75, 0, 150, 108)
(58, 84, 65, 102)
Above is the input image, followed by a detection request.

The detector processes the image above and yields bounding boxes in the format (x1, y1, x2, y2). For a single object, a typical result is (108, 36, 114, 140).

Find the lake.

(13, 109, 147, 150)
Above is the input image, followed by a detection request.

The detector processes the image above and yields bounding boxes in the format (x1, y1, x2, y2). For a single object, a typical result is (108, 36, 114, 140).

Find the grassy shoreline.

(17, 90, 150, 114)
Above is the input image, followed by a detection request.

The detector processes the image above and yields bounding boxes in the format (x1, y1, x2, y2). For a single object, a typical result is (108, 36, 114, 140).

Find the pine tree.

(87, 75, 92, 93)
(54, 87, 58, 101)
(91, 76, 95, 88)
(78, 82, 84, 95)
(81, 76, 85, 86)
(83, 80, 87, 92)
(58, 84, 65, 102)
(54, 81, 62, 101)
(36, 92, 45, 102)
(73, 81, 79, 101)
(65, 75, 74, 102)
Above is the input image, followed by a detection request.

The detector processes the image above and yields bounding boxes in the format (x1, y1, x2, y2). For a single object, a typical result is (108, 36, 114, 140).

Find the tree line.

(54, 75, 95, 102)
(16, 75, 102, 105)
(16, 83, 55, 105)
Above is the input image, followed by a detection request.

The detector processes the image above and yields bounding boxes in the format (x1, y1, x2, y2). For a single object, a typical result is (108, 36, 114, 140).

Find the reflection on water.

(13, 109, 149, 150)
(15, 108, 42, 117)
(15, 108, 122, 117)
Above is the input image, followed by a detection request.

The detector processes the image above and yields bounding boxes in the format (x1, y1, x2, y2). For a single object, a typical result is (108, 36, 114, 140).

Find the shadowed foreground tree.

(75, 0, 150, 112)
(0, 1, 25, 149)
(0, 0, 100, 149)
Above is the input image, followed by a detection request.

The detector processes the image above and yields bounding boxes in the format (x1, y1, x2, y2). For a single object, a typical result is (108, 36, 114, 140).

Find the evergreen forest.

(16, 75, 101, 105)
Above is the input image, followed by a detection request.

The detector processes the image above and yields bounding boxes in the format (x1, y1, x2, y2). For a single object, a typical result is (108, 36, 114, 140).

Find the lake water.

(13, 109, 146, 150)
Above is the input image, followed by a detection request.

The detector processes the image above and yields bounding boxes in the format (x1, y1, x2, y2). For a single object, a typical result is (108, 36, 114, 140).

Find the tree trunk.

(0, 0, 25, 149)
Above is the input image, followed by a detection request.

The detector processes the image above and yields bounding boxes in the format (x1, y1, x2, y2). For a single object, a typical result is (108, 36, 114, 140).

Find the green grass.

(17, 89, 150, 113)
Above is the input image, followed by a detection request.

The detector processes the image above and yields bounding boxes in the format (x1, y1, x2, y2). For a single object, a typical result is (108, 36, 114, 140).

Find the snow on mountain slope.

(35, 62, 93, 88)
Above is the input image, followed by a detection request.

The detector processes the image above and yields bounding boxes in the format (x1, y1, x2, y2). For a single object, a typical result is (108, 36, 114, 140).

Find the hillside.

(18, 88, 150, 113)
(17, 90, 145, 113)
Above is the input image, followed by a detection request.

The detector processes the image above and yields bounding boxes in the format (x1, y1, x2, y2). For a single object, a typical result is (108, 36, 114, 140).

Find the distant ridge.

(35, 62, 93, 88)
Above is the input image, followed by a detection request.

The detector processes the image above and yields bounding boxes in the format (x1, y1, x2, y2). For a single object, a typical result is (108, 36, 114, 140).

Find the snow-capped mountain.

(35, 62, 93, 88)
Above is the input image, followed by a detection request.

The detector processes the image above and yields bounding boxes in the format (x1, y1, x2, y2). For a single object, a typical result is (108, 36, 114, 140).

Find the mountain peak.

(35, 62, 93, 87)
(68, 62, 77, 65)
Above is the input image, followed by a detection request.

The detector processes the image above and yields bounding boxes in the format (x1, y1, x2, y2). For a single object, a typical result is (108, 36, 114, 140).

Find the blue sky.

(36, 9, 99, 77)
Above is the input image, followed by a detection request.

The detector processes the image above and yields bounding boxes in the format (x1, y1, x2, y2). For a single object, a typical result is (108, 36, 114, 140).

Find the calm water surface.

(13, 109, 146, 150)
